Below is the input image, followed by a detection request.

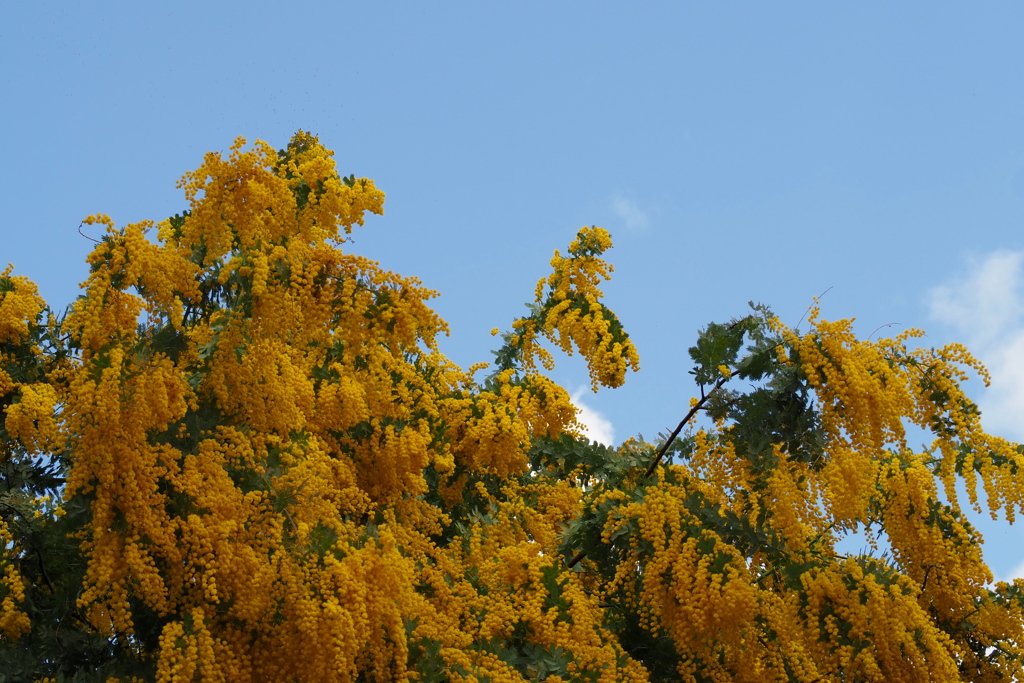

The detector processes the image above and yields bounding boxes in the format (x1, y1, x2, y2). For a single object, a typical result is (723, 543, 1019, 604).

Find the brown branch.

(566, 550, 586, 569)
(35, 547, 56, 594)
(77, 222, 100, 243)
(868, 322, 898, 340)
(643, 376, 727, 479)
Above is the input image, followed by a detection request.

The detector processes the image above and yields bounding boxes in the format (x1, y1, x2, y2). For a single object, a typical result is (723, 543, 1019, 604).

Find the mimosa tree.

(1, 133, 1022, 682)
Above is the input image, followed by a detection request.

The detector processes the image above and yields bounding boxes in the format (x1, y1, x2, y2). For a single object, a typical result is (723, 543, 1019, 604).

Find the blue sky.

(4, 3, 1024, 577)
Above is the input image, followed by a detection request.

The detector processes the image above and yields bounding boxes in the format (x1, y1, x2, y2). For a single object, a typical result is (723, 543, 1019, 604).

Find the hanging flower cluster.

(509, 225, 640, 391)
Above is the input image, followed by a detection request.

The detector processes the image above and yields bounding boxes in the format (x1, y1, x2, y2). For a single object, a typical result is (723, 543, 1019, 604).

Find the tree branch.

(643, 376, 727, 479)
(566, 377, 728, 569)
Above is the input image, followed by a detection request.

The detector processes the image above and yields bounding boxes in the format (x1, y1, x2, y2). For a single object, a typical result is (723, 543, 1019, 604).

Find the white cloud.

(998, 558, 1024, 584)
(611, 194, 649, 232)
(571, 389, 615, 446)
(928, 251, 1024, 345)
(927, 251, 1024, 440)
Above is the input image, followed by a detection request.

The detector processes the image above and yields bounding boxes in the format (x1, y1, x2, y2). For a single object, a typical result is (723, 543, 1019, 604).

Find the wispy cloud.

(998, 558, 1024, 584)
(571, 389, 615, 446)
(611, 194, 650, 232)
(927, 251, 1024, 440)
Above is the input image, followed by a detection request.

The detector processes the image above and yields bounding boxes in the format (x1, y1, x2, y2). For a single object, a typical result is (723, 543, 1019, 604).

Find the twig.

(35, 547, 56, 594)
(868, 322, 898, 340)
(77, 222, 100, 243)
(795, 286, 833, 330)
(644, 376, 728, 479)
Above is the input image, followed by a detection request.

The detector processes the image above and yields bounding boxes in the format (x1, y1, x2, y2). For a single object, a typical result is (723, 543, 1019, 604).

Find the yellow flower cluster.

(515, 226, 640, 391)
(437, 370, 583, 481)
(603, 480, 762, 679)
(171, 134, 384, 266)
(4, 382, 59, 456)
(0, 267, 44, 345)
(0, 268, 61, 461)
(780, 307, 1024, 523)
(0, 520, 31, 641)
(786, 558, 962, 681)
(396, 479, 649, 683)
(0, 270, 68, 646)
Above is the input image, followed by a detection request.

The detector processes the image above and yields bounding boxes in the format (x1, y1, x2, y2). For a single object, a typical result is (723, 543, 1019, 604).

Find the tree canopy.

(2, 132, 1024, 682)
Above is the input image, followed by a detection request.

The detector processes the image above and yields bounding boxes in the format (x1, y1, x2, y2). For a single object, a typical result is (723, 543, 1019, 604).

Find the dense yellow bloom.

(0, 267, 45, 345)
(0, 521, 30, 641)
(514, 225, 640, 390)
(5, 135, 1023, 682)
(572, 306, 1024, 681)
(31, 134, 649, 682)
(4, 382, 59, 455)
